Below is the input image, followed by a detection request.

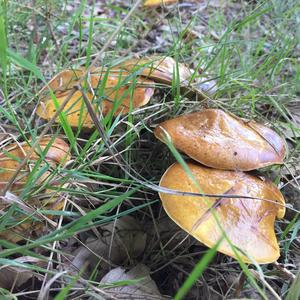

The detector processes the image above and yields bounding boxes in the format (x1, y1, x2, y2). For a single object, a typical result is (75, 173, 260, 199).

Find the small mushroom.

(0, 136, 70, 242)
(0, 136, 70, 192)
(159, 161, 285, 264)
(37, 68, 155, 128)
(144, 0, 178, 7)
(154, 109, 286, 171)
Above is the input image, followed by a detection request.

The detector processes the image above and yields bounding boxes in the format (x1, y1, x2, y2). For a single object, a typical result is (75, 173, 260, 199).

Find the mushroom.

(144, 0, 178, 7)
(116, 56, 216, 97)
(159, 161, 285, 264)
(0, 136, 70, 192)
(154, 108, 287, 263)
(36, 68, 155, 128)
(154, 109, 286, 171)
(39, 68, 85, 97)
(0, 136, 70, 242)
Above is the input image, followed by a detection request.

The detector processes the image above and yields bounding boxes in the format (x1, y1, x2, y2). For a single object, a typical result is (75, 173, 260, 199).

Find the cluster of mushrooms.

(0, 56, 286, 264)
(35, 56, 205, 128)
(154, 109, 286, 264)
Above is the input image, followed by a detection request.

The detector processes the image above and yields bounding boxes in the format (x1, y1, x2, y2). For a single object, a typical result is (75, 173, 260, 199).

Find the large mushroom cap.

(0, 137, 70, 242)
(37, 91, 95, 128)
(36, 68, 154, 128)
(159, 162, 285, 264)
(154, 109, 286, 171)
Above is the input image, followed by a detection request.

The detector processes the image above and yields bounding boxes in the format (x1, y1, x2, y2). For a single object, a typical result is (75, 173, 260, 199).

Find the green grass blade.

(285, 272, 300, 300)
(7, 48, 44, 81)
(174, 238, 223, 300)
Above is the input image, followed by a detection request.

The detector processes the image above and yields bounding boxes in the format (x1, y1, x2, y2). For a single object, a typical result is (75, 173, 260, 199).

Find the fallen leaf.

(0, 266, 33, 290)
(154, 109, 286, 171)
(0, 257, 44, 290)
(70, 216, 147, 277)
(98, 264, 168, 299)
(159, 161, 286, 264)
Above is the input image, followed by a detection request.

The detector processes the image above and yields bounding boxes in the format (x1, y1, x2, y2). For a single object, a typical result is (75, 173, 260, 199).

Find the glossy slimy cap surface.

(159, 161, 285, 264)
(154, 109, 286, 171)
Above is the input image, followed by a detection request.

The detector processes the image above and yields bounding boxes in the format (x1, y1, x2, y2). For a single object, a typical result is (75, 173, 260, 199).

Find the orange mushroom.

(0, 136, 70, 193)
(154, 109, 286, 171)
(0, 136, 70, 242)
(37, 68, 155, 128)
(39, 68, 86, 97)
(144, 0, 178, 7)
(159, 161, 285, 264)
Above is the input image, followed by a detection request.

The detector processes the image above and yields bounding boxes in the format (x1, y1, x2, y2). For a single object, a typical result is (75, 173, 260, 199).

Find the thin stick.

(250, 270, 282, 300)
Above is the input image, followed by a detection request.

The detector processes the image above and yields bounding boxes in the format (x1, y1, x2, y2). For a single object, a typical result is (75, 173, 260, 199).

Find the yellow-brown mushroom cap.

(0, 136, 70, 192)
(159, 162, 285, 264)
(0, 137, 71, 242)
(154, 109, 286, 171)
(36, 68, 155, 128)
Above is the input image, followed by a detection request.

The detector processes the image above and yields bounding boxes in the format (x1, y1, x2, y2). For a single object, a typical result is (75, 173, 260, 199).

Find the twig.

(234, 272, 246, 298)
(45, 10, 59, 53)
(249, 269, 281, 300)
(31, 0, 40, 44)
(273, 262, 296, 280)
